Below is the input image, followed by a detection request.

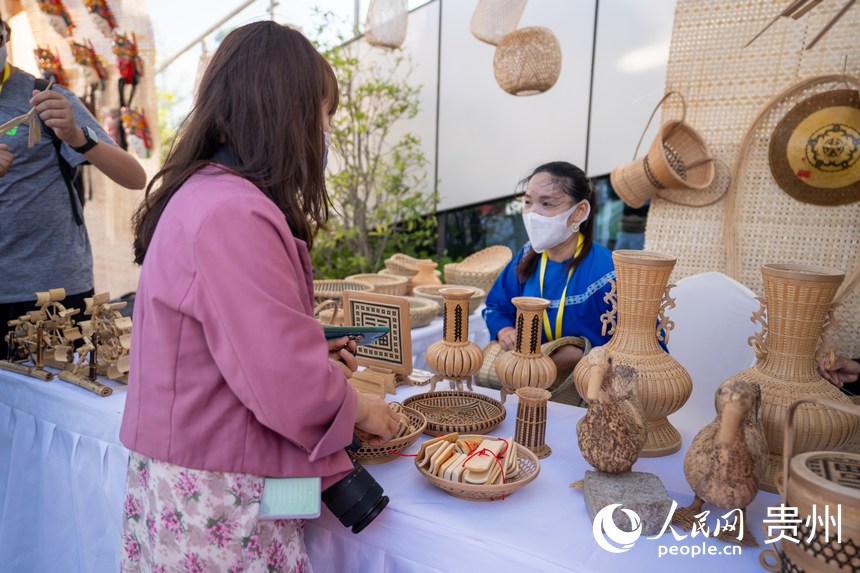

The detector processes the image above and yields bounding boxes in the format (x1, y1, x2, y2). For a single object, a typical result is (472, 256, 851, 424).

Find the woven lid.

(789, 451, 860, 503)
(769, 89, 860, 206)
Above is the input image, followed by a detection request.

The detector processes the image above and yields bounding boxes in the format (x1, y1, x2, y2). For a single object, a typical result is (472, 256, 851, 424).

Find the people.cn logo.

(592, 504, 644, 553)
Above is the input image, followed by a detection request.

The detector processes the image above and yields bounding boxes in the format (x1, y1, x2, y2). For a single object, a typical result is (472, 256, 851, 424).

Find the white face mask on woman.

(522, 200, 591, 253)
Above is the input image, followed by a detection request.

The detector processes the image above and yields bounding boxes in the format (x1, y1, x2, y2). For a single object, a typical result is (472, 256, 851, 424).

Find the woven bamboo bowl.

(346, 273, 409, 296)
(403, 391, 506, 436)
(413, 284, 486, 315)
(444, 245, 512, 294)
(384, 253, 427, 277)
(313, 279, 374, 306)
(414, 435, 541, 501)
(352, 406, 428, 464)
(405, 296, 439, 328)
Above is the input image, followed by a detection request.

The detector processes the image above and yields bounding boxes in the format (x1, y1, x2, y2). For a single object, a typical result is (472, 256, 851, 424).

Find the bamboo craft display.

(493, 27, 562, 96)
(643, 0, 860, 358)
(443, 245, 512, 294)
(514, 387, 552, 459)
(425, 288, 484, 392)
(760, 399, 860, 572)
(573, 251, 692, 457)
(494, 297, 557, 403)
(721, 264, 858, 492)
(345, 273, 409, 296)
(470, 0, 528, 45)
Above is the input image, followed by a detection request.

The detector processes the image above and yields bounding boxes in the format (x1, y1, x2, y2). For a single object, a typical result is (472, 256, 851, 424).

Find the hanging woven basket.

(365, 0, 408, 49)
(470, 0, 528, 46)
(493, 27, 562, 96)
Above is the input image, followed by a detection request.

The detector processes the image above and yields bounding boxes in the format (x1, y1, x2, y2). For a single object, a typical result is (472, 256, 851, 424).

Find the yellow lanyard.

(0, 64, 10, 97)
(538, 234, 584, 341)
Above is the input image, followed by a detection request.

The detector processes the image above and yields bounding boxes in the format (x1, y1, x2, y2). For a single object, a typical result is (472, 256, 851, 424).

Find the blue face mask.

(323, 131, 331, 170)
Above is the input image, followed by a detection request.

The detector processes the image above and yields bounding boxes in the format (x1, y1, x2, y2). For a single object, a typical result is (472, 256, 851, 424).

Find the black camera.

(321, 436, 389, 534)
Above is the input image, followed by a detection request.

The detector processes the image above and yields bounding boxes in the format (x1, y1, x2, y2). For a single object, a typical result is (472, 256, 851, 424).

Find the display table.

(0, 323, 779, 573)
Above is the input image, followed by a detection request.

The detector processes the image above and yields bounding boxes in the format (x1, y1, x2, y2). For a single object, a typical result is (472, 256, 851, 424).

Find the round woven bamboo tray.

(403, 391, 506, 436)
(313, 279, 374, 306)
(444, 245, 512, 293)
(413, 284, 486, 315)
(405, 296, 439, 328)
(352, 406, 428, 464)
(414, 435, 541, 501)
(345, 273, 409, 296)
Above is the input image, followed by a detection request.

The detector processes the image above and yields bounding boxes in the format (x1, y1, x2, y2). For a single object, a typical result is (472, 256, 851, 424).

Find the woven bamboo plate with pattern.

(402, 391, 506, 436)
(414, 435, 541, 501)
(352, 406, 428, 465)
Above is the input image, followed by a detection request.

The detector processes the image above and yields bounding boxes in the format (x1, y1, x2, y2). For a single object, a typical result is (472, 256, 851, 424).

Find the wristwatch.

(71, 126, 99, 154)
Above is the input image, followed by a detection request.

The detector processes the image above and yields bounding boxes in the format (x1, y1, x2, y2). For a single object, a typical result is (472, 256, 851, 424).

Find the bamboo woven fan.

(443, 245, 512, 293)
(470, 0, 528, 46)
(412, 284, 486, 315)
(346, 273, 409, 296)
(493, 27, 562, 96)
(768, 89, 860, 206)
(365, 0, 408, 49)
(403, 391, 506, 436)
(352, 405, 427, 464)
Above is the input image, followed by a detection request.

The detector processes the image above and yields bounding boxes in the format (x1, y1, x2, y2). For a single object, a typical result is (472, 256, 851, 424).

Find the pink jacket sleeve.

(186, 192, 357, 462)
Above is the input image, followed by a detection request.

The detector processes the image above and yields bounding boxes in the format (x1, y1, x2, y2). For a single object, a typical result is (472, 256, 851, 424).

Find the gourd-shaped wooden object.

(721, 263, 857, 493)
(577, 347, 646, 473)
(494, 297, 557, 403)
(573, 250, 692, 457)
(425, 288, 483, 392)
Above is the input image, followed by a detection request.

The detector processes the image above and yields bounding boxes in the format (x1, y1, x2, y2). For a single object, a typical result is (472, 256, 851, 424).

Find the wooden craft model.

(674, 379, 767, 546)
(577, 347, 647, 474)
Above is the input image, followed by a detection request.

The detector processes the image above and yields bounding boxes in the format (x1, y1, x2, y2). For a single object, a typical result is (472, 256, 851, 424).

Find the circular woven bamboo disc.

(768, 89, 860, 206)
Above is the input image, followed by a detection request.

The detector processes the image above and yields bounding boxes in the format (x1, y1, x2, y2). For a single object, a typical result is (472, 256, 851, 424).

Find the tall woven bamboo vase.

(759, 398, 860, 573)
(494, 296, 558, 403)
(515, 386, 552, 459)
(723, 264, 858, 494)
(425, 287, 484, 393)
(573, 251, 692, 457)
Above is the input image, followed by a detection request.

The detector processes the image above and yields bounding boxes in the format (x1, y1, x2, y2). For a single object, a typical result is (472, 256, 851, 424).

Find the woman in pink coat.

(120, 22, 399, 572)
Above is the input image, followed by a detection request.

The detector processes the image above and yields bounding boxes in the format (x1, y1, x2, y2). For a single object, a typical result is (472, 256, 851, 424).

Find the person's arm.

(30, 89, 146, 190)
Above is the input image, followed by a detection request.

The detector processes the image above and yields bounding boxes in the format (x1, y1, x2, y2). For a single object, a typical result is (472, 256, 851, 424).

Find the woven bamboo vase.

(573, 251, 692, 457)
(425, 288, 484, 392)
(723, 264, 858, 493)
(411, 260, 442, 293)
(494, 297, 558, 403)
(515, 386, 552, 458)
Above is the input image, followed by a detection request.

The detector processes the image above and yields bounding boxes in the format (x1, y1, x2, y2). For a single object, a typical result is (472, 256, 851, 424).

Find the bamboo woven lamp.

(493, 27, 562, 96)
(365, 0, 408, 49)
(470, 0, 528, 45)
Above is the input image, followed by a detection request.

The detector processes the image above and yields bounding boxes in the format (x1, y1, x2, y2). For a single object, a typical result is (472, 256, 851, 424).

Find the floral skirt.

(121, 451, 312, 573)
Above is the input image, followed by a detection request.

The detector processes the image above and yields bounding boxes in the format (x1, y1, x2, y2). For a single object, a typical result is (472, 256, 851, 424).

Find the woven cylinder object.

(515, 386, 551, 458)
(493, 27, 562, 96)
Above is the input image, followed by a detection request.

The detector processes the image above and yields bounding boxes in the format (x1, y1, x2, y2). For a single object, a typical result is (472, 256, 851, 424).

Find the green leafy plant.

(311, 13, 439, 279)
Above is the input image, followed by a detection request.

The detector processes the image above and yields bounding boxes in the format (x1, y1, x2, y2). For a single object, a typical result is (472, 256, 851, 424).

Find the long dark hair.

(132, 22, 339, 264)
(516, 161, 597, 283)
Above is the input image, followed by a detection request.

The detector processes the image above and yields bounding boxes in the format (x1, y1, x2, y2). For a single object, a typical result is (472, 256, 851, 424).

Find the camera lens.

(322, 457, 389, 534)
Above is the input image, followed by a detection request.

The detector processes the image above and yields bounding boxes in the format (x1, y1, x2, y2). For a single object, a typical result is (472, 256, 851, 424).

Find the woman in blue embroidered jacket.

(483, 162, 615, 377)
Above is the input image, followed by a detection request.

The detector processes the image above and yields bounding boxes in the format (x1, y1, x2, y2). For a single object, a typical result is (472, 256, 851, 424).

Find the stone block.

(583, 471, 673, 536)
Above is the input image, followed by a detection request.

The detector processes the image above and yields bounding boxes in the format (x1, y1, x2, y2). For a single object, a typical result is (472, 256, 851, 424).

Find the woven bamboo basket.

(444, 245, 512, 294)
(403, 391, 506, 436)
(346, 273, 408, 296)
(720, 264, 858, 493)
(470, 0, 527, 46)
(515, 387, 552, 458)
(352, 406, 428, 465)
(493, 26, 562, 96)
(414, 436, 541, 501)
(384, 253, 426, 277)
(313, 279, 374, 307)
(364, 0, 407, 49)
(760, 399, 860, 573)
(404, 296, 438, 328)
(412, 284, 486, 315)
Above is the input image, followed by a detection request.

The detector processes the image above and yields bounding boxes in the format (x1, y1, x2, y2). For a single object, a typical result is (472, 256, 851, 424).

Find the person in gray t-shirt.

(0, 17, 146, 357)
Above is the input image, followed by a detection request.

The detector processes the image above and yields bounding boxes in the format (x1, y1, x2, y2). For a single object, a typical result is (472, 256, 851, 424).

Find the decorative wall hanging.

(470, 0, 527, 46)
(120, 107, 153, 159)
(493, 26, 561, 96)
(573, 251, 692, 457)
(34, 47, 69, 87)
(768, 88, 860, 205)
(84, 0, 119, 38)
(425, 287, 484, 392)
(720, 263, 858, 493)
(69, 39, 109, 115)
(611, 92, 717, 209)
(112, 31, 143, 108)
(36, 0, 74, 38)
(365, 0, 408, 49)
